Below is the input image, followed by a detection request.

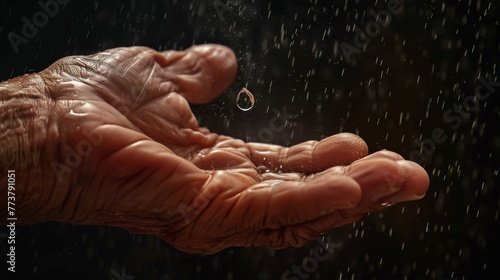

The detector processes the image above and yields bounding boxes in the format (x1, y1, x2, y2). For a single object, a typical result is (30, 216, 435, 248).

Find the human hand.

(2, 44, 429, 254)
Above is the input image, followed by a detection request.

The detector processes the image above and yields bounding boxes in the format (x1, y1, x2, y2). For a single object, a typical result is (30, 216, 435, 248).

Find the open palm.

(37, 44, 429, 254)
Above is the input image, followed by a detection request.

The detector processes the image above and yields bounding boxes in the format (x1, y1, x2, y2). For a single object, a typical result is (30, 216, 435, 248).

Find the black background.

(1, 0, 499, 279)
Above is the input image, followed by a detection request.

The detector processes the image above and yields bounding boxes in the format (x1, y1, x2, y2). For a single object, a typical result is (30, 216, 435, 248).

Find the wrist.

(0, 74, 59, 224)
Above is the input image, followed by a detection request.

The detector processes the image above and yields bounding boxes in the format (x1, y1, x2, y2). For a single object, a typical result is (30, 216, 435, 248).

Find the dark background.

(1, 0, 499, 279)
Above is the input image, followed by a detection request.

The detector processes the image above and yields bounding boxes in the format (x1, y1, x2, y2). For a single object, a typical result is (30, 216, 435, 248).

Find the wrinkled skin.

(1, 45, 429, 254)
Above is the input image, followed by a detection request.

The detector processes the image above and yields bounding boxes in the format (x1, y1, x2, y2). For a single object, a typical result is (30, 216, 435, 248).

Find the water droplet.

(236, 87, 255, 111)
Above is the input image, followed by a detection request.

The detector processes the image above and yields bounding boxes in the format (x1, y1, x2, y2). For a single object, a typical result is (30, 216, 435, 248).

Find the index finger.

(246, 133, 369, 174)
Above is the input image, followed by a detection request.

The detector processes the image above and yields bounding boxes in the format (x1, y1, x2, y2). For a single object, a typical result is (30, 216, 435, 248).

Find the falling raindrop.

(236, 87, 255, 111)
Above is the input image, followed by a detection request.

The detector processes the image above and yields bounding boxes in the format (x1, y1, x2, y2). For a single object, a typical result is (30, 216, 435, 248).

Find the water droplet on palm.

(236, 87, 255, 111)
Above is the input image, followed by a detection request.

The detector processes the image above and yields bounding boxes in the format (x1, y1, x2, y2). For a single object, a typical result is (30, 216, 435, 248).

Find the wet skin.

(0, 45, 429, 254)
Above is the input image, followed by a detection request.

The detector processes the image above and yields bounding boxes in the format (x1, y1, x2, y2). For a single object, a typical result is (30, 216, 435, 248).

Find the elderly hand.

(0, 44, 429, 254)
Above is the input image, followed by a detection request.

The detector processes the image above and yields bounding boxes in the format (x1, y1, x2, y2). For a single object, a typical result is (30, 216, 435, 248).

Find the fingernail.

(370, 181, 402, 203)
(383, 192, 427, 204)
(409, 192, 427, 200)
(333, 201, 357, 209)
(191, 45, 213, 53)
